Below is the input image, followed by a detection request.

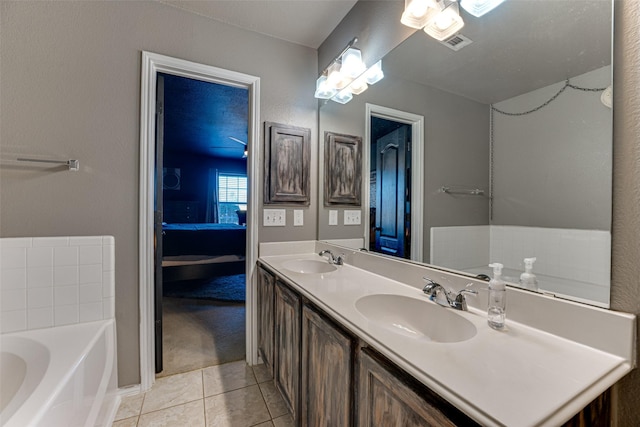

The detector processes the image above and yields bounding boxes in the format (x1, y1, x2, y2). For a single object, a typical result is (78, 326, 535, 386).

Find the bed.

(161, 223, 246, 282)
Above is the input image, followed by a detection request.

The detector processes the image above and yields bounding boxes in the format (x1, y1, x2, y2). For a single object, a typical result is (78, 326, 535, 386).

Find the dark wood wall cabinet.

(256, 262, 612, 427)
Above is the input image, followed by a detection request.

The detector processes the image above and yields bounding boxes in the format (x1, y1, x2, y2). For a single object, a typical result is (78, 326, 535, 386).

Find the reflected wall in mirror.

(318, 0, 612, 307)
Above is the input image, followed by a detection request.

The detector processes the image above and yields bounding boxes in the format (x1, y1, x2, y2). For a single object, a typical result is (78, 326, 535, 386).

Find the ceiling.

(383, 1, 612, 104)
(161, 73, 250, 159)
(160, 0, 358, 48)
(159, 0, 357, 159)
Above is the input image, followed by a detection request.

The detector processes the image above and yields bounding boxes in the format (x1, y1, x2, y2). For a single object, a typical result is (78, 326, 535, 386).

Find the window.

(218, 174, 247, 224)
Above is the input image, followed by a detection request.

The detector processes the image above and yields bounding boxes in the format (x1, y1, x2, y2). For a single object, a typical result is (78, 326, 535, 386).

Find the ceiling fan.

(228, 137, 248, 158)
(209, 136, 248, 158)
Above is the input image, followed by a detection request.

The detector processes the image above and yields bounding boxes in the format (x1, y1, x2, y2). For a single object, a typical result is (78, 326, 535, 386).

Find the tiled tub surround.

(0, 236, 119, 426)
(430, 225, 611, 306)
(259, 241, 636, 427)
(0, 236, 115, 333)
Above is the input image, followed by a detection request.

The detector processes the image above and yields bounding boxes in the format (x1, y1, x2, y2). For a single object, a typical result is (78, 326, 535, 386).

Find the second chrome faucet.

(422, 278, 477, 311)
(318, 250, 344, 265)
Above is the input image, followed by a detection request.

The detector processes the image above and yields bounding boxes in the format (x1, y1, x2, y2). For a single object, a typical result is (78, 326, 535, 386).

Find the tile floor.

(113, 361, 293, 427)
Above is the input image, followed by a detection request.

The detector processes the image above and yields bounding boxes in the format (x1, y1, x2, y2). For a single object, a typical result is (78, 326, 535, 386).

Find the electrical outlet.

(263, 209, 286, 226)
(294, 210, 304, 226)
(344, 210, 361, 225)
(329, 210, 338, 226)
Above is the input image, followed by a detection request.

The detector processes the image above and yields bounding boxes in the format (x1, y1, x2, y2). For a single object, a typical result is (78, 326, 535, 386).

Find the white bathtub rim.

(1, 320, 115, 427)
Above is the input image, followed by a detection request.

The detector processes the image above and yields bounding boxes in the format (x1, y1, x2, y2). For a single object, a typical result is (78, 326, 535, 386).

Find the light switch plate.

(264, 209, 286, 226)
(293, 210, 303, 226)
(344, 210, 361, 225)
(329, 210, 338, 226)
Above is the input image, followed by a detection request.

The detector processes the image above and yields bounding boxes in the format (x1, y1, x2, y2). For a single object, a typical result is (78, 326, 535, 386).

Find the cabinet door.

(358, 349, 458, 427)
(301, 305, 354, 427)
(275, 280, 301, 422)
(257, 266, 275, 375)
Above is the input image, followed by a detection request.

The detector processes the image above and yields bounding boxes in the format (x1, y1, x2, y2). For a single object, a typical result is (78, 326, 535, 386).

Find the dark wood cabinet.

(257, 266, 275, 375)
(301, 305, 354, 427)
(274, 280, 301, 422)
(358, 349, 472, 427)
(256, 262, 610, 427)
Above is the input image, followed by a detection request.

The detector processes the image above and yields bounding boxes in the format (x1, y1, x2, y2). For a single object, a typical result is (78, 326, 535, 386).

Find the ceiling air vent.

(440, 34, 473, 51)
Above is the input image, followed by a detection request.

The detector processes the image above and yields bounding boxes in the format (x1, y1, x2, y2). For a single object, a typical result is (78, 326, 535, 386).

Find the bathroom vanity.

(257, 241, 635, 427)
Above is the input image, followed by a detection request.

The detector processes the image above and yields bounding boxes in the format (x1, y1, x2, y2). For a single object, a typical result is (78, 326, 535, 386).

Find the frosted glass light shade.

(341, 48, 366, 78)
(332, 88, 353, 104)
(327, 62, 349, 90)
(424, 2, 464, 41)
(460, 0, 505, 17)
(401, 0, 439, 29)
(364, 60, 384, 85)
(314, 75, 337, 99)
(350, 76, 368, 95)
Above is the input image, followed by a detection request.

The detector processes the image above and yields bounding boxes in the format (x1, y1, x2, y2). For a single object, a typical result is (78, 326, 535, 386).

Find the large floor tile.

(112, 416, 139, 427)
(138, 400, 205, 427)
(252, 363, 273, 383)
(203, 360, 256, 397)
(115, 393, 144, 420)
(204, 384, 270, 427)
(258, 381, 289, 419)
(142, 370, 203, 414)
(272, 414, 295, 427)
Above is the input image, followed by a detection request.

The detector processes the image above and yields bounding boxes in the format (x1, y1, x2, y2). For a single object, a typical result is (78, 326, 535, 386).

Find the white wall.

(0, 0, 317, 386)
(493, 66, 612, 230)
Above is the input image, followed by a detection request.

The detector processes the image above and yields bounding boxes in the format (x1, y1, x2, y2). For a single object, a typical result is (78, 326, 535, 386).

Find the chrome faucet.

(318, 250, 344, 265)
(422, 278, 477, 311)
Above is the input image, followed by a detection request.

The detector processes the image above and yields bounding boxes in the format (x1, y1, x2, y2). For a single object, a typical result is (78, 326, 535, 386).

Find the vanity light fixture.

(460, 0, 506, 17)
(423, 1, 465, 41)
(314, 37, 384, 104)
(401, 0, 465, 41)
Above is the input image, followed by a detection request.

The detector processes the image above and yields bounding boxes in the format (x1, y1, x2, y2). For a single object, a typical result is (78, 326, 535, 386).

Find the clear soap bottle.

(487, 263, 506, 330)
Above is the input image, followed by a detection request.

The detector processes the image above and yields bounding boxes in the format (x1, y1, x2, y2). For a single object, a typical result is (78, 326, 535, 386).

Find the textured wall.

(493, 66, 612, 231)
(0, 1, 317, 386)
(317, 73, 489, 262)
(610, 1, 640, 424)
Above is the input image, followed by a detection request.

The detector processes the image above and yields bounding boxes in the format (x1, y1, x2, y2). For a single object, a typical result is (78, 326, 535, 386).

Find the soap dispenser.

(520, 257, 538, 291)
(487, 263, 506, 330)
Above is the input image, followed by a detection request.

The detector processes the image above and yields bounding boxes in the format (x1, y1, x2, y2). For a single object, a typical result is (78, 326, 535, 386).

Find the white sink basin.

(282, 259, 338, 274)
(355, 294, 477, 343)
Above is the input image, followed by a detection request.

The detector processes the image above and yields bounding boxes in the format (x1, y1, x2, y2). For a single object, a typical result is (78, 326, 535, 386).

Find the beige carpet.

(158, 297, 246, 378)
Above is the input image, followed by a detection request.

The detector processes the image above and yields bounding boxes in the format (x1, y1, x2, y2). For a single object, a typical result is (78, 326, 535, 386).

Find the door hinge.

(156, 101, 163, 114)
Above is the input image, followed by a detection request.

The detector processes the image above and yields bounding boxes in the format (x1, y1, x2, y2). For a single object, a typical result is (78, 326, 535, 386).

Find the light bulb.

(314, 75, 337, 99)
(350, 76, 368, 95)
(460, 0, 505, 17)
(424, 2, 464, 41)
(332, 88, 353, 104)
(341, 48, 366, 78)
(407, 0, 430, 17)
(364, 60, 384, 85)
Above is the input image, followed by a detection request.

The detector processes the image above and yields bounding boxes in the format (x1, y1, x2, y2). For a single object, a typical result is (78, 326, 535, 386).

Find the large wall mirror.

(318, 0, 613, 308)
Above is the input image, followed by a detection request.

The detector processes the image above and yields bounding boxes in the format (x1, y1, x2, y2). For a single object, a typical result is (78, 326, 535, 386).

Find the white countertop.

(259, 251, 634, 427)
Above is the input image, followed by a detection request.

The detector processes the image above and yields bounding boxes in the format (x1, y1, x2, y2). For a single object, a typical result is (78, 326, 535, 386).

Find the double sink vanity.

(257, 241, 636, 427)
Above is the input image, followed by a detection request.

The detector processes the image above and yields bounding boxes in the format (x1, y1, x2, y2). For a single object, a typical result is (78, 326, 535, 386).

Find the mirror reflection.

(318, 0, 612, 307)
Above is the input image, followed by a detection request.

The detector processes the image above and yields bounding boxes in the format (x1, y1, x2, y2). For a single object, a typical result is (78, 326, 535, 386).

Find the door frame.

(364, 103, 424, 262)
(139, 51, 260, 391)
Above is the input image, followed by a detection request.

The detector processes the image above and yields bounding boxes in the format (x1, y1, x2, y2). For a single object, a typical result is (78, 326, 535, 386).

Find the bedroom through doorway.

(155, 72, 249, 377)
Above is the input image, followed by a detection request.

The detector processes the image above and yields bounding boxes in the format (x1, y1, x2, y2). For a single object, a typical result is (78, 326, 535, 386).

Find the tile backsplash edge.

(0, 235, 115, 334)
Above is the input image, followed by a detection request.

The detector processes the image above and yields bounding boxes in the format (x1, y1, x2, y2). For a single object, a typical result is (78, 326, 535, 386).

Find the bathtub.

(0, 320, 119, 427)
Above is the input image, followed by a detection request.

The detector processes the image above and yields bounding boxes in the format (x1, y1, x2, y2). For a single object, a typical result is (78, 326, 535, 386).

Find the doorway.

(370, 118, 412, 258)
(140, 52, 260, 392)
(155, 73, 249, 377)
(364, 104, 425, 263)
